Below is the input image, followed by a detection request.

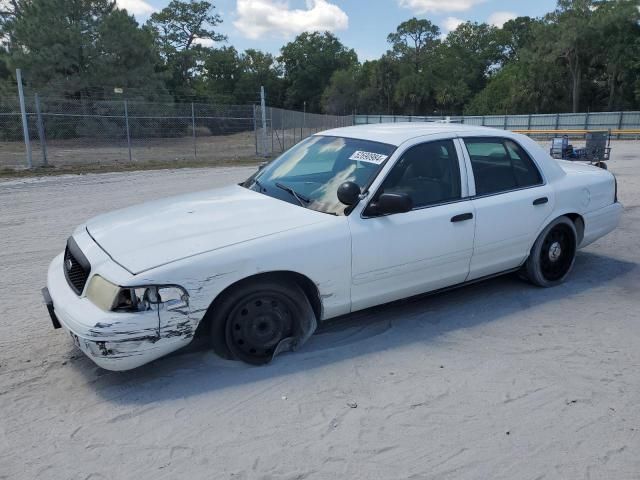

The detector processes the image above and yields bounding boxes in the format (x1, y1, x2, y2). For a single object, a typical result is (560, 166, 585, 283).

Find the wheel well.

(564, 213, 585, 245)
(194, 271, 322, 338)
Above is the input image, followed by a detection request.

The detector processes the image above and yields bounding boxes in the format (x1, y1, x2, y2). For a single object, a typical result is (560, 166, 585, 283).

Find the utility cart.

(550, 130, 611, 169)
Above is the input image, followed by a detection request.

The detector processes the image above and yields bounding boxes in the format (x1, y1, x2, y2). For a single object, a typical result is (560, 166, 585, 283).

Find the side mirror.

(337, 181, 361, 206)
(367, 192, 413, 216)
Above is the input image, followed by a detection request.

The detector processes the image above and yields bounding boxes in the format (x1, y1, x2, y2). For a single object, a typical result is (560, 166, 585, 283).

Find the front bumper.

(44, 252, 193, 371)
(42, 287, 61, 329)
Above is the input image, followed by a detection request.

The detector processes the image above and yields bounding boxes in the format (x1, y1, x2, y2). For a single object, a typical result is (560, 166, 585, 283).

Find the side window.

(504, 139, 543, 188)
(464, 138, 542, 196)
(379, 140, 462, 209)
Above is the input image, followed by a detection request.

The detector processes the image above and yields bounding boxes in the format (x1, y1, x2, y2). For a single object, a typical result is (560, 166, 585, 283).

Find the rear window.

(464, 138, 543, 195)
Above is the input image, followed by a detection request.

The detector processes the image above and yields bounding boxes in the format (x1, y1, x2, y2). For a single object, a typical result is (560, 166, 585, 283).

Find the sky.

(118, 0, 559, 61)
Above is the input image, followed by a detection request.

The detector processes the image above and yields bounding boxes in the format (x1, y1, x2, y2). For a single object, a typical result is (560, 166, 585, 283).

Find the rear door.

(461, 136, 554, 280)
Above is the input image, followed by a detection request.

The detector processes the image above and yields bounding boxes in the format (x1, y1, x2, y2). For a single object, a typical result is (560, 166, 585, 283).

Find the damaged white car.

(43, 123, 623, 371)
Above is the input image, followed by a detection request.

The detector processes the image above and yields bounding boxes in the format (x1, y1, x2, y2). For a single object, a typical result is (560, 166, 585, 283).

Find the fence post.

(584, 111, 590, 131)
(270, 107, 274, 156)
(16, 69, 32, 169)
(617, 111, 624, 140)
(527, 114, 532, 131)
(124, 100, 132, 162)
(253, 104, 258, 156)
(34, 93, 48, 166)
(260, 86, 268, 157)
(481, 115, 485, 126)
(555, 113, 560, 131)
(191, 103, 197, 159)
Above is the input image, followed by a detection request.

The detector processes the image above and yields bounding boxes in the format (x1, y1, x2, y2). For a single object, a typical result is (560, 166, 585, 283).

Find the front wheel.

(209, 279, 316, 365)
(522, 216, 577, 287)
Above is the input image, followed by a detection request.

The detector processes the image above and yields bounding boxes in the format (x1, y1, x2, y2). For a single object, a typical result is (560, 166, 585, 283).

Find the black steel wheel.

(522, 216, 578, 287)
(207, 277, 317, 365)
(225, 291, 295, 365)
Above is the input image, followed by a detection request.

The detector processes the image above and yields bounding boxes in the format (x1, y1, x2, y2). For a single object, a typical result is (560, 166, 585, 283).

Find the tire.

(595, 161, 608, 170)
(522, 216, 578, 287)
(208, 278, 316, 365)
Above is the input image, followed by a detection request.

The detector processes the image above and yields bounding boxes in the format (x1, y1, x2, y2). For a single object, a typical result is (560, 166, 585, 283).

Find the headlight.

(86, 275, 188, 313)
(85, 275, 121, 311)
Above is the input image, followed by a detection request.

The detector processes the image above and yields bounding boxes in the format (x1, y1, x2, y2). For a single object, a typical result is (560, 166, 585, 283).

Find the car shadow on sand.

(71, 251, 637, 403)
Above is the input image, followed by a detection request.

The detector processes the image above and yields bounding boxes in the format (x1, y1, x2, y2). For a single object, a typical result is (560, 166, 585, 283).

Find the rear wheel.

(209, 279, 315, 365)
(522, 216, 577, 287)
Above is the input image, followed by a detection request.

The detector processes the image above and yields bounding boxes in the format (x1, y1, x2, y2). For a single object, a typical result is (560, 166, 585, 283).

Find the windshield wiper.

(275, 182, 310, 207)
(252, 177, 265, 191)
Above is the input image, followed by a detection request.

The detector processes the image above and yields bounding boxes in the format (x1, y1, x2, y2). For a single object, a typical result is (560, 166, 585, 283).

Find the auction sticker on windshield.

(349, 151, 388, 164)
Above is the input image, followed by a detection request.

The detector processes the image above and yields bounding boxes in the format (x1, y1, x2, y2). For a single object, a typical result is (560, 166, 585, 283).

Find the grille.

(63, 241, 90, 295)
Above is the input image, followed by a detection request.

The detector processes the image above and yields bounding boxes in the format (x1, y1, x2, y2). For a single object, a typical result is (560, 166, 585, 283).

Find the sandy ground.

(0, 142, 639, 479)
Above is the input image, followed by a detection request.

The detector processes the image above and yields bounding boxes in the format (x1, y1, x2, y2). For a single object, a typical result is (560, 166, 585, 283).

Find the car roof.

(319, 122, 513, 147)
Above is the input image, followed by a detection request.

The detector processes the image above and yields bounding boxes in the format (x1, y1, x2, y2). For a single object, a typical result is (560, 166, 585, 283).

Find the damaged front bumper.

(44, 253, 194, 371)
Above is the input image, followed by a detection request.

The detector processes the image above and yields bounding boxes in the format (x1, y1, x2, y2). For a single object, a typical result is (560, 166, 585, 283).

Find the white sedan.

(43, 123, 623, 371)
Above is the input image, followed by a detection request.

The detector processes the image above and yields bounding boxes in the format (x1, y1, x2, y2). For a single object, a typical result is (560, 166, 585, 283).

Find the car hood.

(86, 185, 330, 274)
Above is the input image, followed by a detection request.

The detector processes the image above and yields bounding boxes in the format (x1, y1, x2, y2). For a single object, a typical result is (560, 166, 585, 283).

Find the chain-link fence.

(0, 95, 352, 170)
(14, 97, 637, 170)
(256, 106, 353, 157)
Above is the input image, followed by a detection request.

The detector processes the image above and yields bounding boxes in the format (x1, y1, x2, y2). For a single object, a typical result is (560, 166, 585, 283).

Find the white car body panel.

(468, 185, 555, 280)
(348, 134, 475, 311)
(44, 123, 623, 370)
(86, 185, 334, 275)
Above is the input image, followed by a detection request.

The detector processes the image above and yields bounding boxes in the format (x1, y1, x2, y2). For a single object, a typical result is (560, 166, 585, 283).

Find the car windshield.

(243, 135, 396, 215)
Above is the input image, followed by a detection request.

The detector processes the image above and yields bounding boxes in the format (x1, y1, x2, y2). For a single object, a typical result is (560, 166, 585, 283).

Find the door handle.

(533, 197, 549, 206)
(451, 213, 473, 223)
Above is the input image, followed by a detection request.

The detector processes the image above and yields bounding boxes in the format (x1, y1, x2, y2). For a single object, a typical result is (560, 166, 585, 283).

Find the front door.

(349, 138, 476, 311)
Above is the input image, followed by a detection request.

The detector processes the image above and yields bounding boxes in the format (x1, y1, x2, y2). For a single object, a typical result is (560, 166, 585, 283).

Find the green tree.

(235, 49, 284, 106)
(357, 56, 400, 114)
(432, 21, 502, 114)
(498, 16, 541, 64)
(198, 46, 240, 103)
(4, 0, 115, 95)
(385, 18, 440, 114)
(591, 0, 640, 110)
(1, 0, 166, 99)
(93, 10, 166, 98)
(279, 31, 358, 112)
(0, 47, 12, 95)
(549, 0, 597, 112)
(148, 0, 226, 98)
(387, 18, 440, 71)
(322, 67, 361, 115)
